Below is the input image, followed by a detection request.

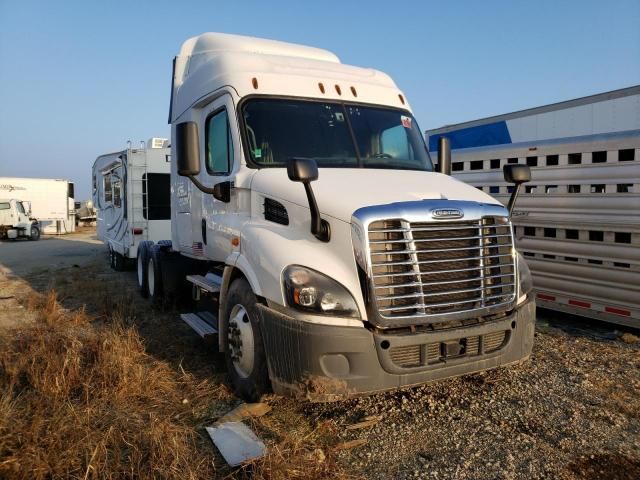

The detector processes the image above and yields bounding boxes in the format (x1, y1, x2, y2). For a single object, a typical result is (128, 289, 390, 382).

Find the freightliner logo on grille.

(431, 208, 464, 219)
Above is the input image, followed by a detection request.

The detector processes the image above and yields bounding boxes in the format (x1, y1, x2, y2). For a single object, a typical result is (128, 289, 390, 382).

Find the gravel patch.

(305, 326, 640, 479)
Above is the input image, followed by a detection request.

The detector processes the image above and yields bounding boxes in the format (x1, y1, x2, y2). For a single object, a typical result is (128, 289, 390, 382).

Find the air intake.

(264, 198, 289, 225)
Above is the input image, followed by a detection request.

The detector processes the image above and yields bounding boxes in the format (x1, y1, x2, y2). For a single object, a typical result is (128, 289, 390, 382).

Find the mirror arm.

(507, 184, 522, 215)
(302, 182, 330, 242)
(187, 175, 216, 195)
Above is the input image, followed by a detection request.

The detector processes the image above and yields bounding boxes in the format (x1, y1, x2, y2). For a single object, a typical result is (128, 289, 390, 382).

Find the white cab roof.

(170, 32, 409, 122)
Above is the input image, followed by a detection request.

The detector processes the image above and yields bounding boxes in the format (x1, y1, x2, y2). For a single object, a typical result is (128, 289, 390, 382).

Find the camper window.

(104, 174, 112, 203)
(206, 109, 233, 175)
(113, 179, 122, 208)
(0, 202, 10, 210)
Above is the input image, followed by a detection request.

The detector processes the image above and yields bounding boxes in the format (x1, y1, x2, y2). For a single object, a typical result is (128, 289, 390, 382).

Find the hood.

(251, 168, 502, 222)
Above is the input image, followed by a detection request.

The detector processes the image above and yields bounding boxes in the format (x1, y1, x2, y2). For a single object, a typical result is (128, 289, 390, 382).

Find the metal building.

(426, 85, 640, 327)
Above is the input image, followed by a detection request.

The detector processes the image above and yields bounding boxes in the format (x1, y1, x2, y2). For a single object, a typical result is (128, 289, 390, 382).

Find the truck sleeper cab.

(158, 33, 535, 401)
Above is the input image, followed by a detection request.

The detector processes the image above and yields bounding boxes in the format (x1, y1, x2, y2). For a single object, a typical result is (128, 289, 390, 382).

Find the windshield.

(242, 98, 433, 170)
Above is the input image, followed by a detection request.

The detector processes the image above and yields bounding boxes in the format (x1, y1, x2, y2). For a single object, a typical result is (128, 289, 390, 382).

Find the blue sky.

(1, 0, 638, 199)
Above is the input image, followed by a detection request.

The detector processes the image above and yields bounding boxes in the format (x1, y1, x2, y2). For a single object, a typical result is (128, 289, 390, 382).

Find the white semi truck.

(136, 33, 535, 401)
(0, 198, 40, 240)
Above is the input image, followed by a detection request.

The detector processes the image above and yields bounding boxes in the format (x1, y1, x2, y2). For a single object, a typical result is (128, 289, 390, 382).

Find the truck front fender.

(218, 252, 264, 351)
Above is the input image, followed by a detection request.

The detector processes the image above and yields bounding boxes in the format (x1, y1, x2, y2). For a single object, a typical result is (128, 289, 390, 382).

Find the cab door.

(15, 201, 30, 228)
(197, 94, 239, 262)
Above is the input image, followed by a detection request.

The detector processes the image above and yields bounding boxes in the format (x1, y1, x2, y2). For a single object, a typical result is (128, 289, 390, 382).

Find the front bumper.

(258, 299, 536, 401)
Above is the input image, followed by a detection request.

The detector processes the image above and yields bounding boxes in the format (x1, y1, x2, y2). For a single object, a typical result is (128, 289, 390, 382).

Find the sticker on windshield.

(254, 148, 262, 158)
(401, 115, 412, 128)
(335, 112, 344, 122)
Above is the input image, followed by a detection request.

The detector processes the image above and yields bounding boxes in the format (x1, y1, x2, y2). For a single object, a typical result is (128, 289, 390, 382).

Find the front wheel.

(29, 225, 40, 241)
(223, 278, 270, 401)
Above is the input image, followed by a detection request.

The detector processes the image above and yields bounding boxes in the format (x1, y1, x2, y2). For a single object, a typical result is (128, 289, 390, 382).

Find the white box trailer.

(93, 138, 171, 270)
(0, 177, 75, 234)
(426, 86, 640, 328)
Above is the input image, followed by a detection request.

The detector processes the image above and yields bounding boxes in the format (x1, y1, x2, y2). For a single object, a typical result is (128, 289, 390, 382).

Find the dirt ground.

(0, 228, 102, 276)
(0, 229, 638, 479)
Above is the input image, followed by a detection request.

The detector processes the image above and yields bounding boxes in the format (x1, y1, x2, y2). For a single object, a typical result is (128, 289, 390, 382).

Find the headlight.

(517, 252, 533, 298)
(283, 265, 360, 318)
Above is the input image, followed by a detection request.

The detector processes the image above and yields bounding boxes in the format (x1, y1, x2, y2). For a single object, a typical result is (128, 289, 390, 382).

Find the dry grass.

(0, 265, 358, 479)
(0, 289, 226, 479)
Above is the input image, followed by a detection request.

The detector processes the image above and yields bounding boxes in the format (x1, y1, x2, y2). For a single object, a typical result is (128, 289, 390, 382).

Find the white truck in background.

(93, 138, 171, 270)
(134, 32, 535, 402)
(0, 198, 40, 240)
(0, 177, 75, 234)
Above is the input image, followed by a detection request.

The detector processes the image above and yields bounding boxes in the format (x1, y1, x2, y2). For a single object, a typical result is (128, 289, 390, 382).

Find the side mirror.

(175, 121, 222, 197)
(176, 122, 200, 176)
(503, 164, 531, 215)
(503, 164, 531, 184)
(437, 137, 451, 175)
(287, 157, 318, 183)
(213, 181, 231, 203)
(287, 158, 330, 242)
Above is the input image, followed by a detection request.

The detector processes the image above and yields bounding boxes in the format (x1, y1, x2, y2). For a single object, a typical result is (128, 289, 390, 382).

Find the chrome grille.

(368, 217, 516, 320)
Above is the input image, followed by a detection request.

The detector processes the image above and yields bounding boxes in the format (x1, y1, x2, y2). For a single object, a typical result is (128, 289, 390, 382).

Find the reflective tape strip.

(537, 293, 556, 301)
(605, 306, 631, 317)
(568, 299, 591, 308)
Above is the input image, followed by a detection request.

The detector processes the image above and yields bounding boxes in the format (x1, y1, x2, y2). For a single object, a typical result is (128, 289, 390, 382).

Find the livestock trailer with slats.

(426, 85, 640, 328)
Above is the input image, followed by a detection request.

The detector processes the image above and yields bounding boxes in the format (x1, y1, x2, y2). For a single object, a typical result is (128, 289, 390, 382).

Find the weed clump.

(0, 290, 221, 479)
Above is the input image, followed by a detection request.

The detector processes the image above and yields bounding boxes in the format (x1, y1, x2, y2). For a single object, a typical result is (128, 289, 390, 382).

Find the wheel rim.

(228, 304, 255, 378)
(147, 258, 155, 295)
(137, 253, 144, 286)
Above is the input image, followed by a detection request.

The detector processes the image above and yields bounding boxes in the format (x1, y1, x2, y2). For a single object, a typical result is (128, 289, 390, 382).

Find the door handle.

(201, 218, 207, 245)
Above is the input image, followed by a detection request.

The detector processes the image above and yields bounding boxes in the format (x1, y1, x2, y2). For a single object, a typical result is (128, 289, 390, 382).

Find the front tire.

(28, 225, 40, 241)
(223, 278, 270, 401)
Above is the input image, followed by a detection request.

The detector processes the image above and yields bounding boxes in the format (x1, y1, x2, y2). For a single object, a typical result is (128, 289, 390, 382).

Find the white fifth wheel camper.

(93, 138, 171, 270)
(0, 177, 75, 234)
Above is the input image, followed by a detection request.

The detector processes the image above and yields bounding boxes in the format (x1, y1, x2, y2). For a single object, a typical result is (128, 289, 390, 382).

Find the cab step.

(186, 273, 222, 293)
(180, 311, 218, 338)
